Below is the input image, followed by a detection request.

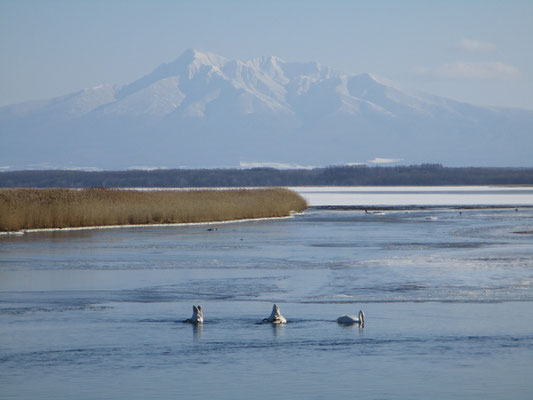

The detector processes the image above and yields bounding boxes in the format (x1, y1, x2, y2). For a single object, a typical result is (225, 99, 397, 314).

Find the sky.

(1, 0, 532, 109)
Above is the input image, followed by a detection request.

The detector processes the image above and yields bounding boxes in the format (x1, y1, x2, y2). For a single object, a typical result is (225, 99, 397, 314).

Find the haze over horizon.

(2, 46, 532, 170)
(1, 0, 532, 110)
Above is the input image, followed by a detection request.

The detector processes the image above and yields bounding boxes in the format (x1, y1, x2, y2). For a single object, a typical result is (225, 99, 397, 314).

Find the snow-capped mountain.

(1, 48, 532, 169)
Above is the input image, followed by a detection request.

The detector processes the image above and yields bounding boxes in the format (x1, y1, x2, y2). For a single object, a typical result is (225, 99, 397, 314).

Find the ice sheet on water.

(292, 186, 533, 206)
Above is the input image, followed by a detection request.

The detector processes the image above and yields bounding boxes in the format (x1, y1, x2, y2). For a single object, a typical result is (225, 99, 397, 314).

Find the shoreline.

(311, 204, 533, 211)
(0, 214, 299, 236)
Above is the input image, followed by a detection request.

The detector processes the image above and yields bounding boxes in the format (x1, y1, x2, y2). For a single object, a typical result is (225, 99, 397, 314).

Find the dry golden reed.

(0, 188, 308, 232)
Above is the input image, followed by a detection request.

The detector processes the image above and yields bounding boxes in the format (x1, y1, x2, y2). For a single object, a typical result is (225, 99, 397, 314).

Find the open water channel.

(1, 187, 533, 399)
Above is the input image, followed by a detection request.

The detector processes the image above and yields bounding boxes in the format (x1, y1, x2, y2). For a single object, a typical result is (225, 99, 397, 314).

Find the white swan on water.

(263, 304, 287, 324)
(337, 310, 365, 326)
(185, 305, 203, 324)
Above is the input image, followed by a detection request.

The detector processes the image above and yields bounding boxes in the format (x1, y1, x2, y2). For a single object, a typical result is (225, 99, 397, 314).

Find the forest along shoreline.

(0, 187, 308, 233)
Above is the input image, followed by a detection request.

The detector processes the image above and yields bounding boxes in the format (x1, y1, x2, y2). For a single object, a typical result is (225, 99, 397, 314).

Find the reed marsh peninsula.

(0, 188, 308, 232)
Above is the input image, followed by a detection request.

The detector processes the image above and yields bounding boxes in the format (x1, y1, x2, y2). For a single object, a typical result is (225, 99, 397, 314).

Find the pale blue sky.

(1, 0, 532, 109)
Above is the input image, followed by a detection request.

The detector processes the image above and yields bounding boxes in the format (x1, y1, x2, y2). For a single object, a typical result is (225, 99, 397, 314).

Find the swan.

(337, 310, 365, 326)
(263, 304, 287, 324)
(185, 305, 203, 324)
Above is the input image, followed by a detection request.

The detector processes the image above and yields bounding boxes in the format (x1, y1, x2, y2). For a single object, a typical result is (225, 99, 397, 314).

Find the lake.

(1, 186, 533, 399)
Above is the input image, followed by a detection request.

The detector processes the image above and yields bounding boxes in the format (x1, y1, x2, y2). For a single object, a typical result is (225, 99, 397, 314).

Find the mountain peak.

(256, 55, 284, 65)
(3, 49, 532, 169)
(353, 73, 382, 85)
(176, 48, 228, 69)
(115, 49, 228, 99)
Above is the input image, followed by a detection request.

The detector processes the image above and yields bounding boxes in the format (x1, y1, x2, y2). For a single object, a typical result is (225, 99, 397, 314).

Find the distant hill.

(1, 165, 532, 188)
(1, 49, 533, 170)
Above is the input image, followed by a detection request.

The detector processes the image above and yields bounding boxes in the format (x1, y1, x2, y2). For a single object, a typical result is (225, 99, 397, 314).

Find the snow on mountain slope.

(101, 77, 184, 117)
(1, 48, 532, 169)
(1, 84, 117, 119)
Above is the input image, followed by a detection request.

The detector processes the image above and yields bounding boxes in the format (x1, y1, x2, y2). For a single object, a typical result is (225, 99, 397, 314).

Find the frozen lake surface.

(293, 185, 533, 206)
(1, 187, 533, 399)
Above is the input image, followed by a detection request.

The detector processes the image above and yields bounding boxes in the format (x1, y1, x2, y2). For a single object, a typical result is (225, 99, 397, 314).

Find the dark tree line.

(1, 164, 533, 188)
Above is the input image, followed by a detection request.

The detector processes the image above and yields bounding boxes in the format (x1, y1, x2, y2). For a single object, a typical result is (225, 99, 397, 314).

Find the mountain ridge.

(1, 48, 532, 170)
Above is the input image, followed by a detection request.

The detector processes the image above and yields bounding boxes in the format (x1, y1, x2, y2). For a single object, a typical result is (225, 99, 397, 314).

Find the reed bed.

(0, 188, 308, 232)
